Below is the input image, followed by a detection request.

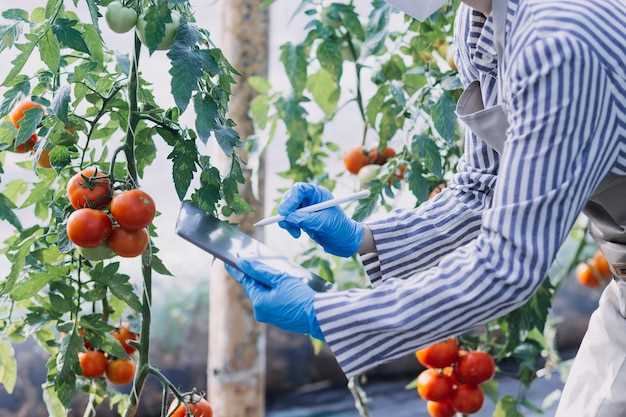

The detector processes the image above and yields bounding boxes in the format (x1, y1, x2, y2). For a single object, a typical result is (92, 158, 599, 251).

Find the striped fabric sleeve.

(315, 35, 615, 377)
(359, 5, 499, 286)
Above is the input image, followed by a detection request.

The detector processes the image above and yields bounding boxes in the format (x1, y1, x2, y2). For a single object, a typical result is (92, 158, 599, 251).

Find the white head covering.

(385, 0, 448, 21)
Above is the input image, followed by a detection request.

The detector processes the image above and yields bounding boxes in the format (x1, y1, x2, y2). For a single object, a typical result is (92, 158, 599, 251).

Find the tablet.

(175, 202, 331, 292)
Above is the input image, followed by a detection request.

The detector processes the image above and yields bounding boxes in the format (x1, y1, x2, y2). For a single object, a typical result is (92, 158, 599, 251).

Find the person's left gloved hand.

(225, 259, 325, 341)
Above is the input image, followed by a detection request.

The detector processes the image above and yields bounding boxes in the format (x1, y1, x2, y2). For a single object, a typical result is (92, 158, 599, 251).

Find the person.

(225, 0, 626, 415)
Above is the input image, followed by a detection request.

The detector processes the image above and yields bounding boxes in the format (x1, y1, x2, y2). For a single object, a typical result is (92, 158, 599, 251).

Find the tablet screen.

(175, 202, 330, 291)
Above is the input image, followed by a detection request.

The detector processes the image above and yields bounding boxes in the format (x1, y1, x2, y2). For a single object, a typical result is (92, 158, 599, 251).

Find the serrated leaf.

(168, 138, 198, 200)
(142, 3, 172, 53)
(100, 333, 128, 359)
(55, 329, 80, 406)
(52, 18, 89, 53)
(0, 338, 17, 394)
(0, 78, 29, 118)
(39, 29, 60, 72)
(11, 269, 65, 301)
(317, 39, 343, 81)
(15, 107, 44, 146)
(431, 91, 457, 143)
(84, 0, 101, 36)
(353, 181, 382, 221)
(0, 23, 21, 53)
(3, 41, 36, 86)
(194, 94, 218, 143)
(280, 42, 307, 96)
(408, 161, 429, 203)
(215, 127, 240, 155)
(108, 274, 142, 312)
(3, 9, 29, 22)
(167, 25, 218, 112)
(152, 255, 173, 276)
(191, 157, 221, 215)
(306, 69, 339, 117)
(0, 194, 22, 230)
(82, 24, 103, 66)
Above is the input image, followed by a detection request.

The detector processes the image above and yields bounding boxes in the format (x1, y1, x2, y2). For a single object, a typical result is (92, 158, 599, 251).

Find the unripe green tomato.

(358, 165, 381, 188)
(105, 1, 138, 34)
(79, 244, 116, 261)
(137, 10, 181, 51)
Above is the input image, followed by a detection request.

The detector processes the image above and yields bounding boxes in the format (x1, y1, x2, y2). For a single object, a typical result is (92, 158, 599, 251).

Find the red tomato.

(79, 351, 107, 378)
(427, 400, 456, 417)
(451, 384, 484, 414)
(110, 189, 156, 231)
(417, 369, 454, 402)
(416, 339, 460, 368)
(14, 134, 38, 153)
(107, 227, 149, 258)
(112, 324, 138, 354)
(67, 209, 113, 248)
(456, 351, 496, 385)
(9, 100, 43, 128)
(169, 396, 213, 417)
(343, 146, 371, 175)
(591, 250, 612, 280)
(106, 359, 135, 385)
(67, 167, 112, 209)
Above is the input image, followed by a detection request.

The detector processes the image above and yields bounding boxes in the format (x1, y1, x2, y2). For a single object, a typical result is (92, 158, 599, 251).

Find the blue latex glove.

(225, 259, 325, 341)
(278, 183, 364, 257)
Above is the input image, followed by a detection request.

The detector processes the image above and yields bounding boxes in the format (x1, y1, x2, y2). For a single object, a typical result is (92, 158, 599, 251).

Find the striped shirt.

(314, 0, 626, 377)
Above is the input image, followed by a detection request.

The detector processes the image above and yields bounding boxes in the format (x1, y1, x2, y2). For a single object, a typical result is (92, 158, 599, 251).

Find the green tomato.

(105, 1, 138, 34)
(137, 10, 181, 51)
(358, 165, 381, 189)
(79, 244, 116, 261)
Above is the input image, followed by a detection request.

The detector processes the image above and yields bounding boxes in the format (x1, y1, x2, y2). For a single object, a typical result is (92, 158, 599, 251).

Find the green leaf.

(39, 29, 61, 72)
(317, 39, 343, 81)
(215, 127, 240, 155)
(408, 161, 429, 203)
(280, 42, 307, 96)
(412, 134, 442, 178)
(0, 193, 22, 230)
(1, 231, 40, 296)
(381, 54, 406, 81)
(248, 76, 271, 94)
(42, 385, 66, 417)
(100, 333, 128, 359)
(0, 23, 21, 53)
(84, 0, 101, 36)
(366, 85, 388, 126)
(250, 95, 270, 129)
(3, 180, 28, 205)
(341, 8, 365, 41)
(0, 78, 29, 118)
(0, 338, 17, 394)
(167, 138, 198, 200)
(48, 146, 74, 171)
(142, 3, 173, 54)
(191, 156, 221, 215)
(194, 94, 219, 143)
(306, 69, 339, 117)
(15, 107, 44, 147)
(2, 9, 29, 22)
(353, 181, 383, 221)
(277, 98, 307, 166)
(55, 329, 80, 407)
(3, 41, 36, 86)
(481, 379, 499, 403)
(431, 91, 457, 143)
(51, 85, 70, 123)
(152, 255, 173, 276)
(82, 24, 103, 66)
(108, 273, 142, 312)
(11, 269, 65, 301)
(52, 18, 89, 53)
(135, 127, 156, 178)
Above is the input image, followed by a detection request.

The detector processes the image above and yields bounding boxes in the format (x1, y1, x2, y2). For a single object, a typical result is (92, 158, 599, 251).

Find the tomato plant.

(0, 0, 244, 415)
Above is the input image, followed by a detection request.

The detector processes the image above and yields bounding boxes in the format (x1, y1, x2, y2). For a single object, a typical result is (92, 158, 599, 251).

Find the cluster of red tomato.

(8, 101, 52, 168)
(415, 339, 495, 417)
(79, 324, 137, 385)
(343, 145, 397, 175)
(576, 249, 613, 288)
(65, 167, 155, 259)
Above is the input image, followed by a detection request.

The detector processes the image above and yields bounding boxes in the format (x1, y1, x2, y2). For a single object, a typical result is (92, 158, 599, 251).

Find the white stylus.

(254, 190, 371, 227)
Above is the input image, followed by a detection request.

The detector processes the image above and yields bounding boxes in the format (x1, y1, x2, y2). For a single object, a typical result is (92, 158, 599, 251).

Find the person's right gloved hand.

(278, 183, 364, 258)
